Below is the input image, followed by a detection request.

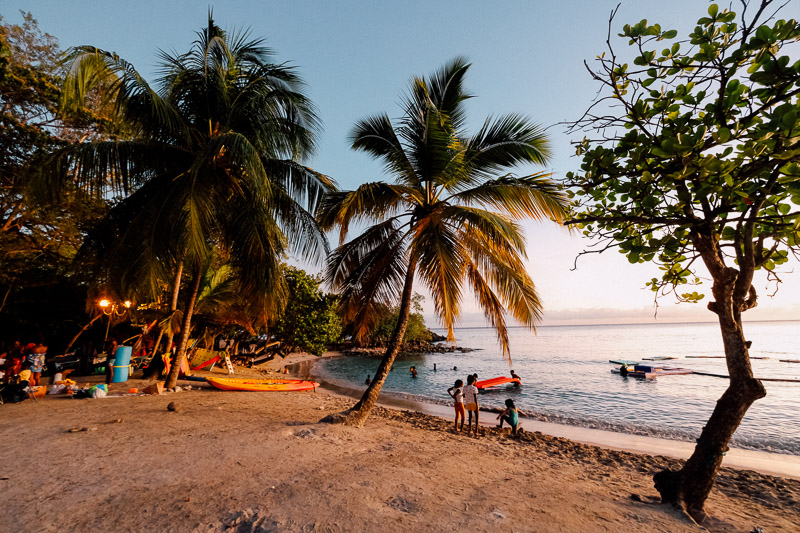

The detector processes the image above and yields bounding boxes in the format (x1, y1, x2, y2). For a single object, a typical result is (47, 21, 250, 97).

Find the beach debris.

(66, 427, 98, 433)
(107, 418, 124, 424)
(491, 510, 505, 519)
(294, 428, 318, 439)
(167, 401, 180, 412)
(142, 381, 164, 395)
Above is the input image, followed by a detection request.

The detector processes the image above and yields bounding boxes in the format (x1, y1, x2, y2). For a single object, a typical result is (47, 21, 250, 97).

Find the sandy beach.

(1, 354, 798, 533)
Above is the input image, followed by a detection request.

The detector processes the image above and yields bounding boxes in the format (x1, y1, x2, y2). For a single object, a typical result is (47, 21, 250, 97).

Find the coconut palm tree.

(318, 58, 568, 426)
(30, 15, 334, 388)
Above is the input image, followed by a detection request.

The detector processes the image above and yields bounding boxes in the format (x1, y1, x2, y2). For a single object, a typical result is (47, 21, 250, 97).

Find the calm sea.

(312, 321, 800, 455)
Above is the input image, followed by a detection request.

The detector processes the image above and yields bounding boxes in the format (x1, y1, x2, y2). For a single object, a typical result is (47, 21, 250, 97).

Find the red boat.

(476, 376, 521, 390)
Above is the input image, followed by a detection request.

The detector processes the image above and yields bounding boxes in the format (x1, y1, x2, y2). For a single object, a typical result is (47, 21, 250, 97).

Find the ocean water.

(312, 321, 800, 455)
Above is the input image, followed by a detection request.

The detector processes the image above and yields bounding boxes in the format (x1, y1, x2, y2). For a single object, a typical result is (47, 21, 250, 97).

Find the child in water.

(463, 375, 480, 436)
(447, 379, 465, 431)
(497, 398, 520, 434)
(410, 366, 418, 378)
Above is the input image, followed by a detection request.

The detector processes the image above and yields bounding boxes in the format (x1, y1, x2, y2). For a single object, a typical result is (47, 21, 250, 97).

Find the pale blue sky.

(7, 1, 800, 325)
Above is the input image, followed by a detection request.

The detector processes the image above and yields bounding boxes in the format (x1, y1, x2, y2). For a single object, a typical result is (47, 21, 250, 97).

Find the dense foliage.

(368, 294, 431, 346)
(272, 266, 341, 356)
(29, 16, 333, 386)
(566, 0, 800, 520)
(0, 13, 108, 345)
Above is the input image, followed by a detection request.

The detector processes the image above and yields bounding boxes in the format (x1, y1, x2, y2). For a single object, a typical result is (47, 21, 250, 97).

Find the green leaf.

(756, 25, 772, 42)
(717, 127, 731, 143)
(708, 4, 718, 17)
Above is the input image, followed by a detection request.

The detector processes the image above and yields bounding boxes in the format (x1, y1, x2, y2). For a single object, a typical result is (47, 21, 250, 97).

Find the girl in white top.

(462, 375, 480, 436)
(447, 379, 465, 431)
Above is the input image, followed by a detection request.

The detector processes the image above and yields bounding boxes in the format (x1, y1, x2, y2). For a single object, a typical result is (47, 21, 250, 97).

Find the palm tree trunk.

(164, 260, 183, 359)
(164, 263, 200, 389)
(324, 258, 417, 427)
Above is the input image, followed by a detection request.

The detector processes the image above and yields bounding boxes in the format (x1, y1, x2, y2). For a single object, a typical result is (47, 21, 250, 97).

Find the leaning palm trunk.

(164, 264, 201, 389)
(324, 259, 417, 427)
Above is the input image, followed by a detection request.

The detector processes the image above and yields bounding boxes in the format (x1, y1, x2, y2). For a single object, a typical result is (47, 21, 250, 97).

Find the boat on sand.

(206, 377, 319, 392)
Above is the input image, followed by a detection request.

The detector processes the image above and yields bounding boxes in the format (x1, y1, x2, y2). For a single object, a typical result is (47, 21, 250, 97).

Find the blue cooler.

(111, 346, 133, 383)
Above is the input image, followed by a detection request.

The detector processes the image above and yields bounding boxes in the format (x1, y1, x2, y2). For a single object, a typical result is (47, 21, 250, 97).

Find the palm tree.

(30, 15, 334, 388)
(318, 58, 568, 426)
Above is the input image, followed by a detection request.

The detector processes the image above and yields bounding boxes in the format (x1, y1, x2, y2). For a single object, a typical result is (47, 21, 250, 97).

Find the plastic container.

(111, 346, 133, 383)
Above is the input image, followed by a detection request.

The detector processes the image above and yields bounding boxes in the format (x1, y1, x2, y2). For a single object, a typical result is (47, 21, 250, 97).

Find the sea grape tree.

(566, 0, 800, 521)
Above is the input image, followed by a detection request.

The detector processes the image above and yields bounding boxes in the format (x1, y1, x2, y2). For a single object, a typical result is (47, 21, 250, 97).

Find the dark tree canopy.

(0, 12, 108, 343)
(566, 0, 799, 521)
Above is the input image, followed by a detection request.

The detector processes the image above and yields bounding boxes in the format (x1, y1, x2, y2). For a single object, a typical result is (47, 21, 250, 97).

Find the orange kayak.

(206, 377, 319, 392)
(476, 376, 521, 390)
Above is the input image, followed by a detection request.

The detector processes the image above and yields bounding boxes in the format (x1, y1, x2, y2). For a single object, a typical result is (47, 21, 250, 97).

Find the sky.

(6, 0, 800, 326)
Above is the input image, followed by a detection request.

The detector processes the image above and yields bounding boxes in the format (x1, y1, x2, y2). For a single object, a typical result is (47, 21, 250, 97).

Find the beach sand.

(1, 353, 798, 532)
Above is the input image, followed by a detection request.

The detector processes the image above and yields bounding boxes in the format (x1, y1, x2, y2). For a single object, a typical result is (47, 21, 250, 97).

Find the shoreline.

(294, 352, 800, 480)
(2, 356, 799, 531)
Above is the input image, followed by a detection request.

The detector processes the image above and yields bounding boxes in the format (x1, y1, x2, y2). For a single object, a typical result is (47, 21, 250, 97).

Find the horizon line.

(430, 318, 800, 331)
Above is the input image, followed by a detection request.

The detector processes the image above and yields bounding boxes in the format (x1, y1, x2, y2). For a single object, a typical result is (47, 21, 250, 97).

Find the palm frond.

(442, 205, 527, 254)
(350, 113, 418, 184)
(465, 258, 511, 361)
(449, 171, 568, 223)
(460, 225, 543, 329)
(413, 214, 464, 340)
(317, 183, 416, 243)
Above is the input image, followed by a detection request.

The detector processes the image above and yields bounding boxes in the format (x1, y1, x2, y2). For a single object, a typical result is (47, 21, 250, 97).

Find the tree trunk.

(323, 258, 417, 427)
(653, 259, 766, 522)
(164, 260, 183, 360)
(64, 314, 102, 354)
(164, 264, 200, 389)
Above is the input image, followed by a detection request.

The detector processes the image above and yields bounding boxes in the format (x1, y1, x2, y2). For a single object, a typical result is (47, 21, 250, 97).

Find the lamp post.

(98, 298, 132, 342)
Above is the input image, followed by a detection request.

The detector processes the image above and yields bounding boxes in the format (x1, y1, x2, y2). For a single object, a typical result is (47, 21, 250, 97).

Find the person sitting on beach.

(4, 363, 33, 403)
(497, 398, 520, 434)
(447, 379, 465, 431)
(3, 340, 23, 384)
(410, 366, 418, 378)
(463, 375, 480, 436)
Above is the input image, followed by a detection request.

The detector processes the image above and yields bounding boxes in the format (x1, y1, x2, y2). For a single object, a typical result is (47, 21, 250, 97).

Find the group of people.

(1, 339, 48, 403)
(447, 372, 520, 437)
